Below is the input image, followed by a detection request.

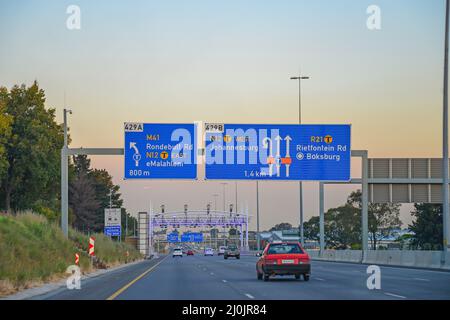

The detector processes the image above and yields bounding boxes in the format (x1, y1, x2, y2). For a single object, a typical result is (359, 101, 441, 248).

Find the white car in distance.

(204, 248, 214, 256)
(173, 248, 183, 258)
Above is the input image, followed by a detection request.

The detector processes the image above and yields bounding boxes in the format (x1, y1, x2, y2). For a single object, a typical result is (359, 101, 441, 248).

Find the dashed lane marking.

(384, 292, 407, 299)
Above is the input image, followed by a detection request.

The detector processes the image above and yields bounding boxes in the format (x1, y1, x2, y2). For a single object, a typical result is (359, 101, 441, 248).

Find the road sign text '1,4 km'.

(124, 123, 197, 179)
(204, 124, 351, 181)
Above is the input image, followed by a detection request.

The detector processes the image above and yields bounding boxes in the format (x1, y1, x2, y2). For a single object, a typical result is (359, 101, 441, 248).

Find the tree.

(326, 204, 361, 248)
(347, 190, 402, 250)
(269, 222, 293, 232)
(409, 203, 443, 250)
(69, 172, 101, 231)
(0, 88, 12, 184)
(304, 216, 320, 241)
(69, 155, 126, 233)
(0, 82, 64, 212)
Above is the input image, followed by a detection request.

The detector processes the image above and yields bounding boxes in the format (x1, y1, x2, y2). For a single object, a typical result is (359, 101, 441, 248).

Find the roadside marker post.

(75, 253, 79, 265)
(89, 237, 95, 256)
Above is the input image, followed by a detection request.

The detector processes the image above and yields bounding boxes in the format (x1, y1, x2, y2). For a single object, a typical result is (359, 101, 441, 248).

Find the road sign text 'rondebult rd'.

(205, 124, 351, 181)
(124, 123, 197, 179)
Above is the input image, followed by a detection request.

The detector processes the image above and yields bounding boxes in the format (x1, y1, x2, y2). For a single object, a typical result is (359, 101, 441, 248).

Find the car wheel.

(263, 274, 270, 282)
(303, 274, 310, 282)
(236, 255, 240, 259)
(257, 272, 263, 280)
(295, 274, 301, 280)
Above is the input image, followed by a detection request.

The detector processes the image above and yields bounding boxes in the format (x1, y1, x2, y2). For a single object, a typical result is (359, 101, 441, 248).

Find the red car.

(186, 250, 194, 256)
(256, 242, 310, 281)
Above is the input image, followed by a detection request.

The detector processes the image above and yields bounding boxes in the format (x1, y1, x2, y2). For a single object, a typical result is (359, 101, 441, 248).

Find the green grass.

(0, 212, 142, 296)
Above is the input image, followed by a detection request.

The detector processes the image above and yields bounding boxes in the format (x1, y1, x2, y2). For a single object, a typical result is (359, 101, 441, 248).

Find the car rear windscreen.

(267, 243, 303, 254)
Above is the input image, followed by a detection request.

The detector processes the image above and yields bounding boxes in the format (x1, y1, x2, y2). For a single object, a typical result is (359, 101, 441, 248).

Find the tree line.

(270, 192, 443, 250)
(0, 82, 136, 236)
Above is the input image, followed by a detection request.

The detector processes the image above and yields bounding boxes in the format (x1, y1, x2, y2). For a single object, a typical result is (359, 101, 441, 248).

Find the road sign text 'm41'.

(124, 123, 197, 179)
(205, 124, 351, 181)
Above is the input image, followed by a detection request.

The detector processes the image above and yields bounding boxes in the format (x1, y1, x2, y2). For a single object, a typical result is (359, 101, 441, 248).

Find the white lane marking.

(413, 278, 429, 282)
(222, 280, 227, 283)
(384, 292, 407, 299)
(314, 260, 450, 275)
(245, 293, 255, 299)
(210, 272, 214, 275)
(315, 277, 325, 281)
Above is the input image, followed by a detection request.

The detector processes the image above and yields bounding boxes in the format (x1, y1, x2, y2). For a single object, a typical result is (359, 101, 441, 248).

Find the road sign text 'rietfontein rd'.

(205, 124, 351, 181)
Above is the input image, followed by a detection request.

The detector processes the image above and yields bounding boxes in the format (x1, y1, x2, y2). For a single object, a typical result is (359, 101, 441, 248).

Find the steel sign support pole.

(256, 181, 260, 251)
(361, 150, 369, 259)
(61, 147, 68, 237)
(319, 182, 325, 256)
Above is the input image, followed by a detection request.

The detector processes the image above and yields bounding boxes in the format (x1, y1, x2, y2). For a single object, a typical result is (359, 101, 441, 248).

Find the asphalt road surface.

(32, 254, 450, 300)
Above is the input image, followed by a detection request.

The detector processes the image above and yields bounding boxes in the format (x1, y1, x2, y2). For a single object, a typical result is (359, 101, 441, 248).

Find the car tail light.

(298, 257, 310, 264)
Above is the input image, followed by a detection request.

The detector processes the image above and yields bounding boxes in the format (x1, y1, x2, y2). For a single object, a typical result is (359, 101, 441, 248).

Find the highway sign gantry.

(124, 123, 197, 179)
(204, 124, 351, 181)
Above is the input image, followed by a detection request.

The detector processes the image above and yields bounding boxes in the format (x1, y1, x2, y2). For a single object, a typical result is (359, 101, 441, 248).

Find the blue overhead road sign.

(204, 124, 351, 181)
(124, 123, 197, 179)
(181, 233, 203, 242)
(167, 233, 179, 243)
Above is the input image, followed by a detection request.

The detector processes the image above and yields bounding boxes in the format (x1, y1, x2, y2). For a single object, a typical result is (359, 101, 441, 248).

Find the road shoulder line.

(106, 255, 169, 300)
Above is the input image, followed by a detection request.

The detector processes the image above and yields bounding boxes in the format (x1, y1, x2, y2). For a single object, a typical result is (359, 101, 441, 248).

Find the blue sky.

(0, 0, 447, 229)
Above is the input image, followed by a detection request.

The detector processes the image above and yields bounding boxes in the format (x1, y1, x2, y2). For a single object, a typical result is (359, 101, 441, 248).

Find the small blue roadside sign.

(204, 124, 351, 181)
(167, 233, 179, 243)
(124, 123, 197, 179)
(104, 226, 121, 237)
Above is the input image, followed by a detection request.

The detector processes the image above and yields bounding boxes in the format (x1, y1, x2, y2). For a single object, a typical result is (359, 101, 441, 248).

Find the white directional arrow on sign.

(130, 142, 141, 166)
(130, 142, 139, 154)
(284, 135, 292, 157)
(262, 137, 273, 157)
(275, 136, 282, 158)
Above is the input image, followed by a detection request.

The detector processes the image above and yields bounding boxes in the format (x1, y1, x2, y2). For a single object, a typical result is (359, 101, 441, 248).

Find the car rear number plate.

(282, 259, 295, 264)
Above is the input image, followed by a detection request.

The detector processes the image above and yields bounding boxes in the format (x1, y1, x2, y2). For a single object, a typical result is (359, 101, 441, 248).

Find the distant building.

(257, 229, 301, 249)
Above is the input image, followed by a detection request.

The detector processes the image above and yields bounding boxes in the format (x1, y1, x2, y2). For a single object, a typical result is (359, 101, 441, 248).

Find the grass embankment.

(0, 212, 142, 297)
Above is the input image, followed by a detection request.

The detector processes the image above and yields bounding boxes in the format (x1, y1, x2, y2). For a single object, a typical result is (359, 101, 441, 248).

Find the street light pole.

(443, 0, 450, 254)
(235, 181, 238, 213)
(61, 108, 72, 237)
(290, 74, 310, 246)
(213, 194, 219, 211)
(220, 183, 227, 212)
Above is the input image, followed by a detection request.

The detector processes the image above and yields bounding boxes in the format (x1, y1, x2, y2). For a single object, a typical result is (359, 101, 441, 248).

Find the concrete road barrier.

(312, 249, 450, 271)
